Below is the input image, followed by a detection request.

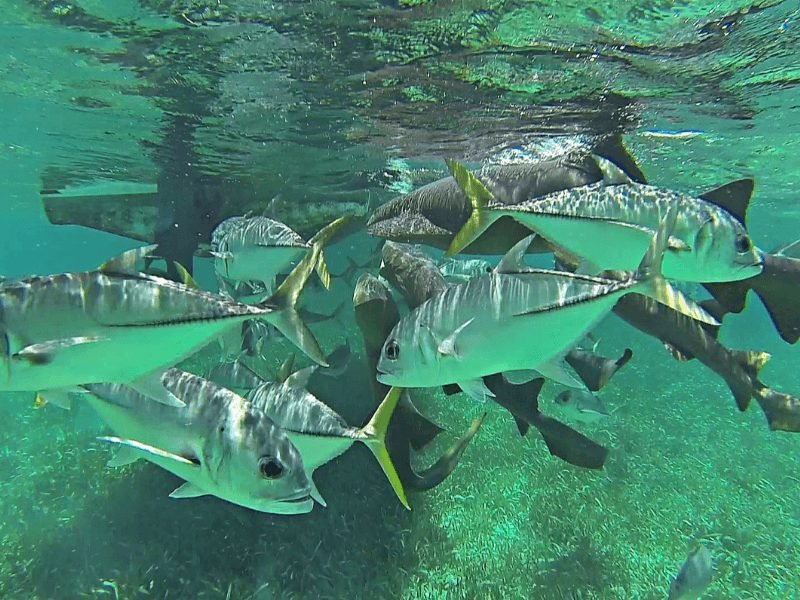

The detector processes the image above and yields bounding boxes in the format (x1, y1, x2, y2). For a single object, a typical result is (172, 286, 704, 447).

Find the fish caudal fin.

(360, 387, 411, 510)
(445, 158, 499, 257)
(633, 206, 718, 326)
(308, 215, 354, 289)
(262, 245, 328, 366)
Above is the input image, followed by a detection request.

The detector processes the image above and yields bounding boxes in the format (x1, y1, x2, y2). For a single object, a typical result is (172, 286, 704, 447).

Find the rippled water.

(1, 1, 800, 598)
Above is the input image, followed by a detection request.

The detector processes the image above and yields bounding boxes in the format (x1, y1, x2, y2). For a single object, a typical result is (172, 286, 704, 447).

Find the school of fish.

(8, 136, 800, 597)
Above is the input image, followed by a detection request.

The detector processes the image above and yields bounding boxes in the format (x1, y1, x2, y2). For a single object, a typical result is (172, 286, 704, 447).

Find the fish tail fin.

(445, 158, 498, 257)
(753, 386, 800, 432)
(308, 215, 354, 289)
(261, 245, 328, 366)
(633, 206, 718, 326)
(359, 387, 411, 510)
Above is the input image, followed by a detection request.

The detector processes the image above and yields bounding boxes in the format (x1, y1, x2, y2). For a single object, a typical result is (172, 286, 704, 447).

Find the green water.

(2, 1, 800, 598)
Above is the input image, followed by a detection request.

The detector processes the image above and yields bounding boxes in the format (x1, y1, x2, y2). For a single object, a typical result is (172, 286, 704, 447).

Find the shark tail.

(261, 245, 327, 366)
(633, 205, 718, 326)
(359, 387, 411, 510)
(308, 215, 354, 289)
(444, 158, 500, 257)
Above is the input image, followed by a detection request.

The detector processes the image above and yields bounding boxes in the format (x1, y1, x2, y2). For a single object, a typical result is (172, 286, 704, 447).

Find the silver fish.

(243, 368, 410, 510)
(0, 244, 326, 406)
(376, 208, 716, 401)
(554, 390, 610, 424)
(446, 158, 763, 283)
(668, 545, 713, 599)
(211, 215, 351, 293)
(439, 258, 493, 282)
(80, 369, 316, 515)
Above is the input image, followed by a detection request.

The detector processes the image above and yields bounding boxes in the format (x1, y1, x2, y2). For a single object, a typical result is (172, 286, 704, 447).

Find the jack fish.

(211, 215, 351, 294)
(0, 243, 326, 406)
(82, 369, 316, 515)
(446, 158, 762, 283)
(240, 368, 409, 510)
(377, 209, 714, 399)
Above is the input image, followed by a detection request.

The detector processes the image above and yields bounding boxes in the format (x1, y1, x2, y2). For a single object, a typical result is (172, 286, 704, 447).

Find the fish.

(380, 240, 632, 392)
(0, 243, 326, 407)
(553, 390, 611, 424)
(210, 215, 353, 294)
(668, 545, 713, 600)
(367, 151, 611, 254)
(240, 368, 410, 510)
(79, 369, 316, 515)
(438, 258, 493, 283)
(352, 271, 487, 487)
(564, 347, 633, 392)
(376, 207, 715, 400)
(446, 157, 763, 283)
(376, 241, 612, 469)
(442, 376, 608, 469)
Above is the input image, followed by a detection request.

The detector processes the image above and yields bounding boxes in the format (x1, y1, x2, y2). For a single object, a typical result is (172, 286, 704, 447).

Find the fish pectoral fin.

(436, 318, 475, 358)
(668, 236, 691, 252)
(107, 445, 141, 468)
(283, 365, 317, 389)
(169, 481, 209, 499)
(97, 436, 200, 467)
(130, 371, 186, 407)
(13, 336, 108, 365)
(536, 358, 587, 389)
(456, 378, 495, 402)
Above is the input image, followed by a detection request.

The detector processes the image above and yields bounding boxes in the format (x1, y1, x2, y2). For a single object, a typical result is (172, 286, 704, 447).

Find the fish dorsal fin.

(99, 245, 158, 274)
(496, 235, 537, 273)
(169, 481, 209, 499)
(173, 262, 198, 288)
(284, 366, 316, 389)
(277, 354, 296, 383)
(592, 155, 632, 185)
(699, 179, 754, 225)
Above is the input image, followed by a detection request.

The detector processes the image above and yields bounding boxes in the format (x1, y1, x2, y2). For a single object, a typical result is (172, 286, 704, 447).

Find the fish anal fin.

(700, 179, 754, 225)
(496, 235, 537, 273)
(107, 445, 141, 467)
(455, 378, 495, 401)
(170, 481, 209, 499)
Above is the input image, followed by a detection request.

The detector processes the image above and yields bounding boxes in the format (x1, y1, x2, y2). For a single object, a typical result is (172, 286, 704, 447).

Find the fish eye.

(258, 456, 285, 479)
(735, 234, 752, 254)
(484, 265, 492, 273)
(385, 339, 400, 361)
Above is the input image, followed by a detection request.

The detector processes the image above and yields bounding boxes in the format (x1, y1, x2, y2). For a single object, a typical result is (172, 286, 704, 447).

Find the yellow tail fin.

(308, 215, 355, 289)
(262, 244, 327, 366)
(360, 387, 411, 510)
(445, 158, 497, 257)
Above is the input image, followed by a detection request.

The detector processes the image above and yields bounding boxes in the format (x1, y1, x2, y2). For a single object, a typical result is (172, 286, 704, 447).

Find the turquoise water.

(2, 1, 800, 598)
